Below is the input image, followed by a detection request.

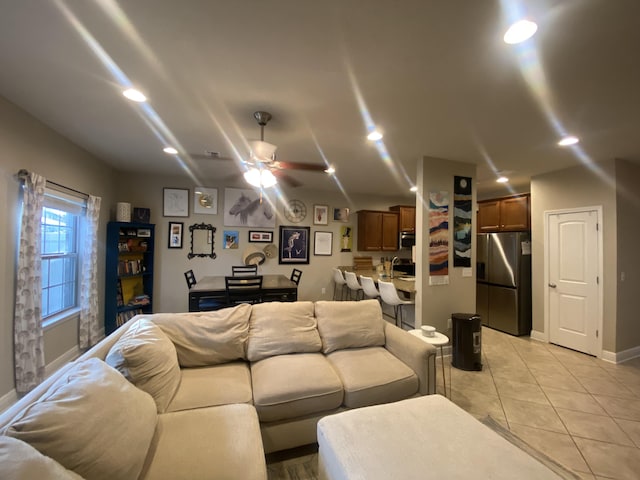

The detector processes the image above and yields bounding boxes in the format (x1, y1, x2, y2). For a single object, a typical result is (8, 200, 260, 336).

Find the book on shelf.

(116, 280, 124, 307)
(128, 294, 151, 307)
(115, 308, 143, 327)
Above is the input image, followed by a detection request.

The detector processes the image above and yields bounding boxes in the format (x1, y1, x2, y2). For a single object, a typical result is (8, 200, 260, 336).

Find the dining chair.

(225, 275, 263, 305)
(344, 271, 364, 301)
(232, 264, 258, 276)
(359, 275, 380, 301)
(184, 269, 196, 289)
(290, 268, 302, 286)
(378, 280, 414, 328)
(332, 268, 348, 301)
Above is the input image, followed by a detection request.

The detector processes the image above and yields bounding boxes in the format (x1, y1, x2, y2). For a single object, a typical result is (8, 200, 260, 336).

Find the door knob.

(548, 283, 557, 288)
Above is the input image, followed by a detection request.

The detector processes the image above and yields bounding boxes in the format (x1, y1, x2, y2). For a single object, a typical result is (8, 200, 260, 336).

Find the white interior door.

(547, 209, 600, 355)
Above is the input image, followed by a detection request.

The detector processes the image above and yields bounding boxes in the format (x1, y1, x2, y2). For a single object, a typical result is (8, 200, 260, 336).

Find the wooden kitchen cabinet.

(357, 210, 399, 251)
(478, 194, 530, 232)
(390, 205, 416, 233)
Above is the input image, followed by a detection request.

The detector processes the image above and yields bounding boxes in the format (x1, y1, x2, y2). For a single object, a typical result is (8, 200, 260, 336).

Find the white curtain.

(79, 195, 102, 348)
(14, 172, 46, 394)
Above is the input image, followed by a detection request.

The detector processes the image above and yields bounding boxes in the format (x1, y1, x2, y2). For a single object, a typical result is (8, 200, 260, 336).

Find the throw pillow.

(247, 301, 322, 361)
(106, 318, 181, 413)
(151, 304, 251, 367)
(0, 436, 83, 480)
(315, 299, 386, 354)
(5, 358, 157, 480)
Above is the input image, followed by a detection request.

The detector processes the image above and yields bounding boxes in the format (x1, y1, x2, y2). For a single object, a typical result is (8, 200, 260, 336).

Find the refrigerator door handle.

(548, 283, 557, 288)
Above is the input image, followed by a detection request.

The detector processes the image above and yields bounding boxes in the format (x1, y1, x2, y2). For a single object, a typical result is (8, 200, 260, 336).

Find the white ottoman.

(317, 395, 564, 480)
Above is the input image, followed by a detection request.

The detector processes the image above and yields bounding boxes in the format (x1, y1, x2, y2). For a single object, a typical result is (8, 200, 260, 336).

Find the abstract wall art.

(453, 176, 472, 267)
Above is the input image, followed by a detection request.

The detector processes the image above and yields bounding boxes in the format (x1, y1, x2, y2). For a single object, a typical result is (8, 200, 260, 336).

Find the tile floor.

(436, 326, 640, 480)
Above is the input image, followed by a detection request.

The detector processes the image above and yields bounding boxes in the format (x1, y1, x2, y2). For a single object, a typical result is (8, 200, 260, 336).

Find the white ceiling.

(1, 0, 638, 198)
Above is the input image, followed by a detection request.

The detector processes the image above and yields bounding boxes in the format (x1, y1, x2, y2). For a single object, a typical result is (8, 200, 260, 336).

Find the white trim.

(543, 206, 603, 357)
(601, 345, 640, 364)
(530, 330, 547, 342)
(0, 345, 80, 414)
(44, 345, 81, 378)
(0, 389, 18, 414)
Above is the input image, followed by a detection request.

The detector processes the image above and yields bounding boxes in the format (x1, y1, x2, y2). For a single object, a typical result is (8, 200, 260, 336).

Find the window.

(41, 189, 85, 326)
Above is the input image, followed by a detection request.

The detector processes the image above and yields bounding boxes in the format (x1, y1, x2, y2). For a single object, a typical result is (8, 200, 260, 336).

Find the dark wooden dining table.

(188, 274, 298, 312)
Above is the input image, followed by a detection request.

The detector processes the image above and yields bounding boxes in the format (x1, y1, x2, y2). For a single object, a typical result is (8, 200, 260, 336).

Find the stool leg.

(440, 346, 447, 398)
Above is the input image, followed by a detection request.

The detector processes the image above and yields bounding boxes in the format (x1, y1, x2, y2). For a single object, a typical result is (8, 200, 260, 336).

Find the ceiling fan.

(244, 111, 331, 188)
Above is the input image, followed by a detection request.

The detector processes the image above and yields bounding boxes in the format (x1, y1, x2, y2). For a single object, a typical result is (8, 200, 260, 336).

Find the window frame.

(40, 188, 86, 329)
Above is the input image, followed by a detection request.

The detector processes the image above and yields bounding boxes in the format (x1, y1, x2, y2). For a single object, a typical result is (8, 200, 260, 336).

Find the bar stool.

(359, 275, 380, 301)
(344, 271, 364, 301)
(378, 280, 414, 328)
(332, 268, 348, 300)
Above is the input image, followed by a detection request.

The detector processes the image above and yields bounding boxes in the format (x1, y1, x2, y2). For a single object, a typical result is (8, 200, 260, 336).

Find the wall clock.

(284, 199, 307, 223)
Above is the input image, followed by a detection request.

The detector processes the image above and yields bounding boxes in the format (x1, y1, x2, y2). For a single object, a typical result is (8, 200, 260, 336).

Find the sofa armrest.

(384, 323, 436, 395)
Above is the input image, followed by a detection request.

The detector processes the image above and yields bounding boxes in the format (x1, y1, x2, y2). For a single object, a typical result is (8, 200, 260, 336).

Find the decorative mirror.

(189, 223, 217, 259)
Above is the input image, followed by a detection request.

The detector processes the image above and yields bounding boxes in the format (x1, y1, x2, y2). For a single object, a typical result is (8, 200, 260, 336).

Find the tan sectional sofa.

(0, 300, 436, 479)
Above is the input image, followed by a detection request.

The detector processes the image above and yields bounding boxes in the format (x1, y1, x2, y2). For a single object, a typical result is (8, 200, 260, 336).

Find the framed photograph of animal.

(223, 188, 276, 228)
(279, 226, 310, 264)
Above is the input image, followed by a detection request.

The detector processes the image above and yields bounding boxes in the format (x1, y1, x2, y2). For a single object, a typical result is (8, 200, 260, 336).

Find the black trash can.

(451, 313, 482, 371)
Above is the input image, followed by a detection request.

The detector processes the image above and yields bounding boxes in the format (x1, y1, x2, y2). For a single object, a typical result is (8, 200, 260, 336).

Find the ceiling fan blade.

(272, 170, 303, 188)
(273, 160, 327, 172)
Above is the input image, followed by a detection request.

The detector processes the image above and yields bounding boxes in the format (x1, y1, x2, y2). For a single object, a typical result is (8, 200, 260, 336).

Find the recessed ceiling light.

(558, 136, 579, 147)
(324, 166, 336, 174)
(503, 19, 538, 44)
(410, 186, 418, 192)
(122, 88, 147, 102)
(496, 176, 509, 183)
(163, 147, 178, 154)
(367, 130, 383, 141)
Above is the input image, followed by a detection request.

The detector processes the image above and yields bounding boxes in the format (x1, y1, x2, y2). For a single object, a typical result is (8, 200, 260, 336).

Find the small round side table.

(409, 329, 450, 398)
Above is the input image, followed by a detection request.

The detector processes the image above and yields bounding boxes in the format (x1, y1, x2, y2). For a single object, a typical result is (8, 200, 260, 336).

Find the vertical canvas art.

(429, 191, 449, 277)
(453, 176, 472, 267)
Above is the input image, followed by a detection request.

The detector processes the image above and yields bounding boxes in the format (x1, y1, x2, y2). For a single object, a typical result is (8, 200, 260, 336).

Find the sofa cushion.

(315, 300, 386, 354)
(105, 318, 181, 413)
(139, 404, 267, 480)
(0, 436, 84, 480)
(326, 347, 419, 408)
(166, 362, 253, 412)
(247, 301, 322, 361)
(4, 358, 157, 480)
(149, 304, 251, 366)
(251, 353, 343, 422)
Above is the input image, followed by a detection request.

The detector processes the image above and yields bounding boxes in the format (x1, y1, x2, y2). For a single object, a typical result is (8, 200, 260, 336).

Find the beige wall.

(112, 174, 414, 313)
(0, 96, 116, 398)
(530, 159, 618, 352)
(614, 158, 640, 352)
(416, 157, 476, 332)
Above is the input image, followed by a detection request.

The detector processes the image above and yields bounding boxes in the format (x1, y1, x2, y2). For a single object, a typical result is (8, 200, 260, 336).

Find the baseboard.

(45, 345, 81, 378)
(529, 330, 547, 342)
(601, 345, 640, 364)
(0, 388, 18, 413)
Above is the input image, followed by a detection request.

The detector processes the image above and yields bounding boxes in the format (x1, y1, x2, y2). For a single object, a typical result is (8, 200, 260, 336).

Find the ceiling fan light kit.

(244, 167, 277, 188)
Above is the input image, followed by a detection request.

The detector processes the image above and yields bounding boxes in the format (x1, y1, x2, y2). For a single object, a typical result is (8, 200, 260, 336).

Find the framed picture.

(313, 204, 329, 225)
(133, 207, 151, 223)
(248, 230, 273, 243)
(314, 231, 333, 256)
(223, 187, 276, 228)
(223, 230, 239, 249)
(193, 186, 218, 215)
(163, 188, 189, 217)
(168, 222, 183, 249)
(333, 207, 350, 222)
(279, 226, 310, 264)
(137, 228, 151, 238)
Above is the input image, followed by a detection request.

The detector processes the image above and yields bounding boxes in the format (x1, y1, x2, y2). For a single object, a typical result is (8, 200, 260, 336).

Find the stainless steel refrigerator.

(476, 232, 532, 336)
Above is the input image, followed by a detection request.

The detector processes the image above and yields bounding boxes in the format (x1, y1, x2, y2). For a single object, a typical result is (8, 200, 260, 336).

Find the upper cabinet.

(357, 210, 399, 251)
(478, 194, 530, 232)
(390, 205, 416, 233)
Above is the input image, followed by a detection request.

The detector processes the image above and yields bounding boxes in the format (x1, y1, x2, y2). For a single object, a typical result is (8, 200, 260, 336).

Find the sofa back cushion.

(106, 318, 181, 413)
(3, 358, 157, 480)
(150, 304, 251, 367)
(0, 436, 84, 479)
(315, 300, 386, 354)
(247, 301, 321, 361)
